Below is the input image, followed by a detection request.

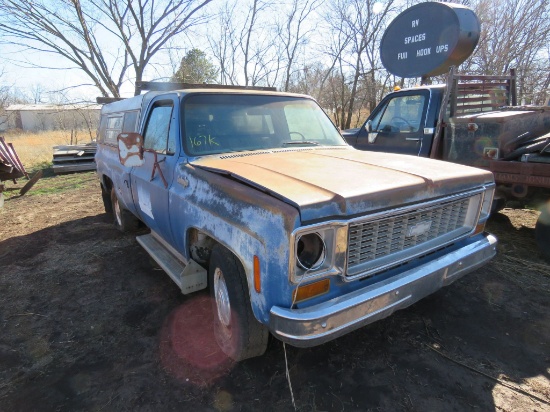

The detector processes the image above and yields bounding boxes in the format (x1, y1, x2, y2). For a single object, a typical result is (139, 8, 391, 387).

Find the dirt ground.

(0, 172, 549, 412)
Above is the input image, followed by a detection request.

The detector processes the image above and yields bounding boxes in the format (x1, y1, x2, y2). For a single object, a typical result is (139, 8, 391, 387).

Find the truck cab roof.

(100, 88, 313, 116)
(390, 84, 446, 94)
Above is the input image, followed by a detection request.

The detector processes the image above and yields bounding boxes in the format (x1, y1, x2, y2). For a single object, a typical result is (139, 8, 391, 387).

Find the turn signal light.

(473, 222, 486, 236)
(293, 279, 330, 303)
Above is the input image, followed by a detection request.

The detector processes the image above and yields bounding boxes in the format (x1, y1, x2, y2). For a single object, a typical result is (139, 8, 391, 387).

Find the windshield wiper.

(281, 141, 319, 146)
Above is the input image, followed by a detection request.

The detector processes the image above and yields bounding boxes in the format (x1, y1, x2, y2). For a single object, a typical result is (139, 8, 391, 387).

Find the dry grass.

(1, 129, 95, 171)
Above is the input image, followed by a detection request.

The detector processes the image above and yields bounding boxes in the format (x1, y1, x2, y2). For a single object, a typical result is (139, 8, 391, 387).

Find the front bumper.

(269, 233, 497, 347)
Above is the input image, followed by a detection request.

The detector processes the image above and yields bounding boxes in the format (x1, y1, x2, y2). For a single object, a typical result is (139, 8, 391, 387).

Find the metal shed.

(0, 103, 101, 132)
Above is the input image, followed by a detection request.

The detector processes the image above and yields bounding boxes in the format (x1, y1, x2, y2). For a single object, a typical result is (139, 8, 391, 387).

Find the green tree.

(172, 49, 219, 84)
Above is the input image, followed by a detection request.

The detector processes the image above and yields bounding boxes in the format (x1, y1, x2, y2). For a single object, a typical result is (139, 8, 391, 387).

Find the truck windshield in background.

(182, 94, 346, 156)
(372, 94, 425, 134)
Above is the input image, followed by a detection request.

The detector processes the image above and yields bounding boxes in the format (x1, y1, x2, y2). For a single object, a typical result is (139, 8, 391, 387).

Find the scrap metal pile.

(0, 136, 28, 182)
(0, 136, 28, 206)
(52, 143, 97, 174)
(502, 130, 550, 163)
(0, 137, 43, 206)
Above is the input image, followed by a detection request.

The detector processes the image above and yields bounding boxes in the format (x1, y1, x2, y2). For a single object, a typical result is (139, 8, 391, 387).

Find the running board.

(136, 233, 207, 294)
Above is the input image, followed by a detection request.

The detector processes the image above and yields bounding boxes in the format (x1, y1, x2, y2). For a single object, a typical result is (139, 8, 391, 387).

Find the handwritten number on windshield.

(189, 135, 219, 149)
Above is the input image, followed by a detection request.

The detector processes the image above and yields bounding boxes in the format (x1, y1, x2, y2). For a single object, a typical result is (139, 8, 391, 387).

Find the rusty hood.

(190, 147, 493, 222)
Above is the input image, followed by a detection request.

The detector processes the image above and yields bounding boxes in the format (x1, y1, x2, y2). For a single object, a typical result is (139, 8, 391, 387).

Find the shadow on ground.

(0, 211, 548, 411)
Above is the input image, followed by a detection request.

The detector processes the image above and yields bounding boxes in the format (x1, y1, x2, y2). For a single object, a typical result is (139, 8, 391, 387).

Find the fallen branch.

(501, 255, 550, 272)
(425, 343, 550, 406)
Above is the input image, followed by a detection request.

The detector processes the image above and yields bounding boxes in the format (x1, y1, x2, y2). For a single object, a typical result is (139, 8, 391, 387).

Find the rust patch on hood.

(191, 147, 493, 221)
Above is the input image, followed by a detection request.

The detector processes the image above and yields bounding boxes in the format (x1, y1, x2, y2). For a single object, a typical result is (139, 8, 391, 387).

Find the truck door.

(131, 95, 179, 244)
(355, 90, 430, 156)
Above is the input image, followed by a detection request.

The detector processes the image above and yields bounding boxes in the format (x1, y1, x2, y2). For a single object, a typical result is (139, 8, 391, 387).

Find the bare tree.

(208, 1, 241, 85)
(0, 67, 20, 130)
(239, 0, 277, 86)
(321, 0, 396, 128)
(0, 67, 8, 104)
(276, 0, 322, 92)
(28, 84, 46, 104)
(461, 0, 550, 104)
(539, 43, 550, 105)
(0, 0, 213, 97)
(0, 69, 10, 129)
(3, 0, 546, 109)
(287, 62, 329, 104)
(206, 0, 280, 87)
(242, 0, 262, 86)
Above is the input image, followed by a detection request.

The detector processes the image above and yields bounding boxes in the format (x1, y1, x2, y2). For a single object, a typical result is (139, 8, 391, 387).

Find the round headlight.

(296, 232, 326, 270)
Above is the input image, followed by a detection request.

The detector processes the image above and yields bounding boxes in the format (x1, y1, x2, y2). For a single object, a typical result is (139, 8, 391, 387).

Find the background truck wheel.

(111, 189, 140, 233)
(208, 245, 269, 361)
(535, 205, 550, 260)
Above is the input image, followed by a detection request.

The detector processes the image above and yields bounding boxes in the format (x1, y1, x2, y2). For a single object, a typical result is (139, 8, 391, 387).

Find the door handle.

(405, 137, 421, 141)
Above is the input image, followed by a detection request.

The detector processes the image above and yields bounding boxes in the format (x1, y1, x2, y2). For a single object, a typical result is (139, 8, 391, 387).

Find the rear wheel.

(101, 183, 113, 215)
(208, 245, 268, 361)
(535, 205, 550, 261)
(111, 189, 140, 233)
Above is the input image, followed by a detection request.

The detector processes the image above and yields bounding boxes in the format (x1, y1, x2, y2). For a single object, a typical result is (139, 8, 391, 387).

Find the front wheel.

(535, 205, 550, 261)
(208, 245, 268, 361)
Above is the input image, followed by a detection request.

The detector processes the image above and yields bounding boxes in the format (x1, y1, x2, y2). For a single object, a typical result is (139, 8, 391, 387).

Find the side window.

(105, 115, 123, 144)
(143, 102, 174, 154)
(98, 115, 108, 143)
(122, 111, 139, 133)
(373, 94, 425, 134)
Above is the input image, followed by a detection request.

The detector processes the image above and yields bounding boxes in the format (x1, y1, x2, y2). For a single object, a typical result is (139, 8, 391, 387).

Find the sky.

(0, 7, 184, 103)
(0, 1, 391, 104)
(1, 41, 159, 103)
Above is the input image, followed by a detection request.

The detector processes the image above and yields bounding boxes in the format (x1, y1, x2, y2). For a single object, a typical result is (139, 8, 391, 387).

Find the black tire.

(535, 205, 550, 261)
(490, 197, 506, 214)
(208, 244, 269, 361)
(111, 189, 140, 233)
(101, 184, 113, 215)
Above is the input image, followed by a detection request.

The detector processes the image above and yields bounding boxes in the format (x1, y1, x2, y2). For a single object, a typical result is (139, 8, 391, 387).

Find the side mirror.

(365, 120, 378, 144)
(365, 119, 373, 133)
(118, 132, 145, 167)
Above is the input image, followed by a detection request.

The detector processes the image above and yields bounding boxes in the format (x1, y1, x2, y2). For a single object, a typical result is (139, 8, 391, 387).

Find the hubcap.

(214, 268, 231, 327)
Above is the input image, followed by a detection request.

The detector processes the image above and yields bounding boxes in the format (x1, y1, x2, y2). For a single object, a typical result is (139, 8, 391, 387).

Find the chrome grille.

(347, 196, 473, 277)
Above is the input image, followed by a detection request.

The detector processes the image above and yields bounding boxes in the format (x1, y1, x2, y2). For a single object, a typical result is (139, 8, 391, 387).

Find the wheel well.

(101, 175, 113, 194)
(187, 229, 248, 276)
(188, 228, 218, 267)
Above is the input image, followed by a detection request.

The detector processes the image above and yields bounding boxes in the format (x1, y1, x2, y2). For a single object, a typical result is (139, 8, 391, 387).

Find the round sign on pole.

(380, 2, 480, 78)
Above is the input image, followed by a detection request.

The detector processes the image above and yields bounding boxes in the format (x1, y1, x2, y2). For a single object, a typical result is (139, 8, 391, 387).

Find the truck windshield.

(182, 94, 346, 156)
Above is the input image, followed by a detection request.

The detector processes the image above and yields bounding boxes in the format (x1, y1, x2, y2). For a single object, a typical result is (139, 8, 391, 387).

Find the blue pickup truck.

(95, 84, 497, 361)
(342, 71, 550, 258)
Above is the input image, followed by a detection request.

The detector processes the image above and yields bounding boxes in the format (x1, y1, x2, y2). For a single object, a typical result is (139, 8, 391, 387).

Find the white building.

(0, 103, 101, 132)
